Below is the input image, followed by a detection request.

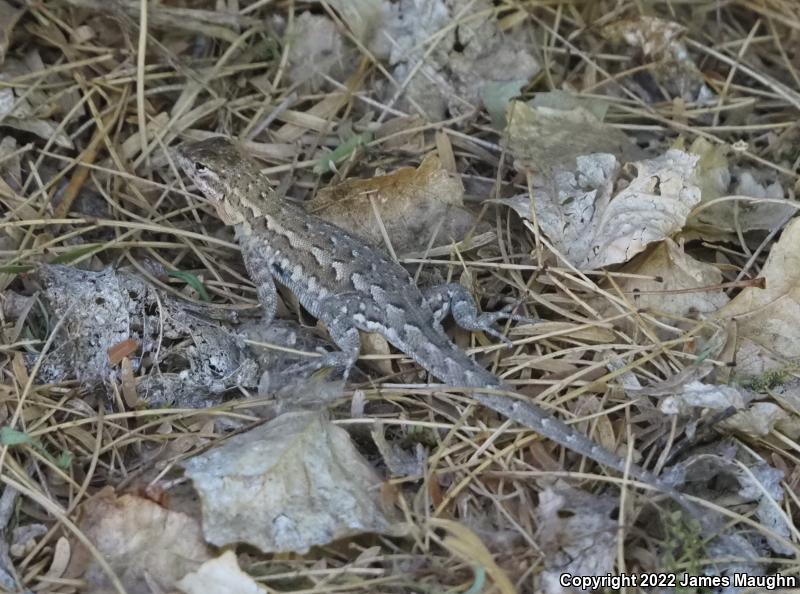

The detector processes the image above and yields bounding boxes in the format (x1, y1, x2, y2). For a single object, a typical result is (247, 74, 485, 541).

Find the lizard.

(174, 136, 712, 527)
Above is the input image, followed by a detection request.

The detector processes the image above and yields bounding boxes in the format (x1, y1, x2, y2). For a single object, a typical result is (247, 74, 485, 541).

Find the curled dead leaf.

(497, 150, 701, 270)
(67, 488, 212, 593)
(309, 154, 480, 256)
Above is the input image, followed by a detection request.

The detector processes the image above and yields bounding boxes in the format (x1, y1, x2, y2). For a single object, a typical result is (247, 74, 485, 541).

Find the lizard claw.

(473, 306, 539, 348)
(488, 329, 515, 348)
(494, 305, 539, 326)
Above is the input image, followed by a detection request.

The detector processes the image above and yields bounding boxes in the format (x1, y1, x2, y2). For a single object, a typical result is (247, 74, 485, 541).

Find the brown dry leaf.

(498, 150, 701, 270)
(106, 338, 139, 366)
(177, 551, 266, 594)
(716, 217, 800, 375)
(182, 411, 396, 553)
(120, 357, 140, 408)
(375, 114, 426, 152)
(611, 239, 729, 332)
(67, 488, 212, 594)
(308, 153, 478, 255)
(428, 519, 517, 594)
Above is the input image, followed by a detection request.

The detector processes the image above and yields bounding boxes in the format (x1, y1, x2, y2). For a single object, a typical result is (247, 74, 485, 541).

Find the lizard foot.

(279, 351, 356, 381)
(424, 283, 537, 347)
(453, 303, 538, 349)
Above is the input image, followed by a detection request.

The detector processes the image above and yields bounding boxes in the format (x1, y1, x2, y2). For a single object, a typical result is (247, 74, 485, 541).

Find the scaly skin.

(174, 137, 711, 527)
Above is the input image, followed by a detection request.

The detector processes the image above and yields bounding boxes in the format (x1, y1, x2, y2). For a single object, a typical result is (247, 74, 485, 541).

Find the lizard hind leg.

(309, 293, 374, 380)
(424, 283, 535, 347)
(318, 316, 361, 380)
(277, 319, 360, 382)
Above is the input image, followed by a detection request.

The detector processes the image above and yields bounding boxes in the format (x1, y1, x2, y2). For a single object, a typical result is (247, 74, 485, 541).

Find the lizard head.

(174, 137, 264, 223)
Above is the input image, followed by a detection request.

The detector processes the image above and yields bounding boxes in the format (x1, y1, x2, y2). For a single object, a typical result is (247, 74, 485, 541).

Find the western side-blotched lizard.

(175, 137, 708, 524)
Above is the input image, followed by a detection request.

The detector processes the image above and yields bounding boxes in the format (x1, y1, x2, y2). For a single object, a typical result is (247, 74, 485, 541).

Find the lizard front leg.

(423, 283, 533, 346)
(240, 238, 278, 323)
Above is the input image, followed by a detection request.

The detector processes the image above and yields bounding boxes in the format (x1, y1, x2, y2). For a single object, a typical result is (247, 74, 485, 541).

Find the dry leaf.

(602, 16, 712, 103)
(429, 519, 517, 594)
(678, 453, 791, 555)
(687, 138, 796, 237)
(498, 150, 701, 270)
(1, 290, 35, 343)
(328, 0, 382, 42)
(505, 97, 640, 174)
(660, 381, 748, 416)
(608, 239, 729, 335)
(603, 15, 686, 57)
(42, 537, 70, 582)
(177, 551, 266, 594)
(375, 115, 426, 152)
(35, 265, 260, 407)
(285, 12, 357, 93)
(182, 411, 396, 553)
(67, 488, 212, 594)
(369, 0, 539, 120)
(360, 331, 394, 376)
(107, 338, 139, 366)
(371, 422, 425, 477)
(721, 402, 788, 438)
(120, 357, 140, 408)
(536, 485, 618, 594)
(716, 217, 800, 375)
(309, 154, 478, 255)
(0, 55, 73, 148)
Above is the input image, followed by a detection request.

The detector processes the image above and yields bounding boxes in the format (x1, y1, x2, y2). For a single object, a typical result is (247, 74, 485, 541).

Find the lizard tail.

(405, 327, 719, 531)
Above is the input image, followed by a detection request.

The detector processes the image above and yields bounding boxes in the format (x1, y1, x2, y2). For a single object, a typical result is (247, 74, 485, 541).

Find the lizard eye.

(194, 161, 209, 173)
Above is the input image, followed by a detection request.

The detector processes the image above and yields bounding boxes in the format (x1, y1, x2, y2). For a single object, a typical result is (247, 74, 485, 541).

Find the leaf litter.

(10, 265, 340, 410)
(497, 148, 701, 270)
(1, 0, 800, 592)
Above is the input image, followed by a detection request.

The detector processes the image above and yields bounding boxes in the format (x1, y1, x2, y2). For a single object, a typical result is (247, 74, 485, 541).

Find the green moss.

(741, 369, 791, 392)
(663, 511, 713, 594)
